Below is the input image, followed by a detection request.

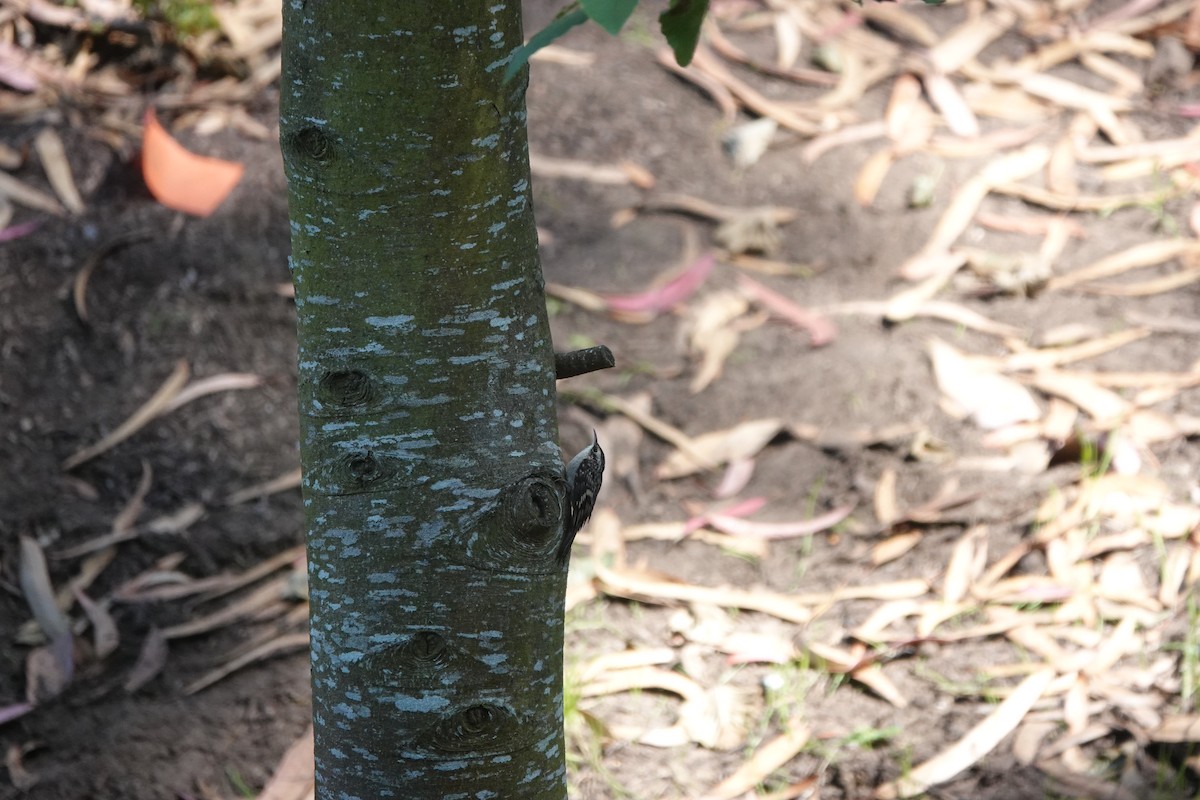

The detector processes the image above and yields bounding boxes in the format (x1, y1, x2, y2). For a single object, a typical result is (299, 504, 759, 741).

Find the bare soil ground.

(3, 1, 1200, 799)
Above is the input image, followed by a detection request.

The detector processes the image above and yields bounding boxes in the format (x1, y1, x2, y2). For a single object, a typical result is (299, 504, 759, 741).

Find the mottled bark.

(280, 3, 567, 797)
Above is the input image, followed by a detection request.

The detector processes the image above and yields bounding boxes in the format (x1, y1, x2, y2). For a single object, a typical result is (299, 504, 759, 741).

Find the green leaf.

(504, 7, 590, 82)
(659, 0, 709, 67)
(581, 0, 638, 35)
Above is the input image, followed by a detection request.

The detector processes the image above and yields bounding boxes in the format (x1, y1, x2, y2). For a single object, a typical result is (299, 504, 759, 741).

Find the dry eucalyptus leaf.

(699, 720, 810, 800)
(929, 339, 1041, 429)
(876, 669, 1055, 799)
(656, 418, 784, 480)
(872, 532, 923, 567)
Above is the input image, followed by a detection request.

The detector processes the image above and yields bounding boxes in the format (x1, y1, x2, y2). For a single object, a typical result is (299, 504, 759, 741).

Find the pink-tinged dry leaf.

(142, 108, 244, 217)
(656, 418, 784, 480)
(929, 339, 1041, 429)
(706, 504, 854, 540)
(0, 703, 34, 726)
(712, 458, 756, 500)
(604, 252, 716, 320)
(737, 275, 836, 346)
(0, 220, 40, 242)
(124, 628, 169, 693)
(62, 360, 190, 470)
(875, 669, 1055, 800)
(258, 727, 314, 800)
(699, 720, 810, 800)
(683, 496, 769, 537)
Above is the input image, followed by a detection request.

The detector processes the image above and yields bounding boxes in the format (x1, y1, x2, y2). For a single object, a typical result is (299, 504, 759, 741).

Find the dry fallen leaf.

(656, 418, 784, 479)
(685, 290, 750, 393)
(872, 531, 923, 567)
(928, 339, 1041, 429)
(185, 631, 309, 695)
(737, 275, 836, 346)
(226, 467, 303, 505)
(705, 504, 854, 540)
(1046, 239, 1200, 291)
(62, 360, 190, 471)
(33, 128, 84, 214)
(900, 145, 1050, 279)
(876, 669, 1055, 799)
(124, 628, 169, 693)
(699, 720, 810, 800)
(604, 253, 716, 321)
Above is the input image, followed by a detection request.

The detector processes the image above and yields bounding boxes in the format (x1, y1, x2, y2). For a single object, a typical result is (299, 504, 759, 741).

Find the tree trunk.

(280, 3, 568, 797)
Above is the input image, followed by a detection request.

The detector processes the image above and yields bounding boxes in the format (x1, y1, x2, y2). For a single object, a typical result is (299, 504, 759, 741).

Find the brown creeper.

(558, 430, 605, 565)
